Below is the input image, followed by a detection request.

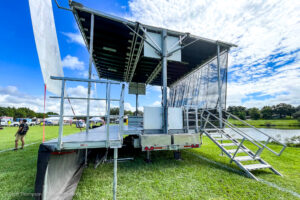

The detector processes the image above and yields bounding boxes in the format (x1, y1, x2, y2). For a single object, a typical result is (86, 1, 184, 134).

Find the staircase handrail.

(224, 110, 286, 156)
(203, 110, 263, 150)
(199, 112, 255, 158)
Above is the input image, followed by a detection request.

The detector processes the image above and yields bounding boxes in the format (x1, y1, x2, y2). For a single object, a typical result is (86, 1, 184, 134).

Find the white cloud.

(62, 32, 85, 46)
(128, 0, 300, 107)
(0, 85, 146, 118)
(124, 102, 144, 112)
(227, 63, 300, 108)
(151, 101, 161, 106)
(0, 85, 106, 116)
(62, 55, 85, 70)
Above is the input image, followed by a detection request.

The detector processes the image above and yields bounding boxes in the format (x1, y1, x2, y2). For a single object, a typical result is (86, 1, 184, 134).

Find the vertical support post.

(161, 29, 168, 134)
(119, 84, 125, 138)
(86, 13, 95, 133)
(195, 107, 198, 132)
(84, 148, 88, 166)
(113, 148, 118, 200)
(106, 82, 111, 147)
(135, 93, 138, 116)
(57, 80, 66, 150)
(186, 107, 189, 131)
(217, 43, 223, 129)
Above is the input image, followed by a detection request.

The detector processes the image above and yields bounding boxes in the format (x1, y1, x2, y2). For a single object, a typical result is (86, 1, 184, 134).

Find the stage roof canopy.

(70, 1, 236, 86)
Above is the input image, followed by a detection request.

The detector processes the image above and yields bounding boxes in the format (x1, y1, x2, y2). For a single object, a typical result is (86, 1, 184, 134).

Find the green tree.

(124, 110, 133, 116)
(133, 110, 144, 116)
(36, 112, 45, 118)
(46, 112, 58, 117)
(110, 108, 119, 115)
(227, 106, 247, 120)
(14, 109, 26, 118)
(248, 108, 260, 120)
(273, 103, 294, 118)
(0, 107, 8, 116)
(292, 111, 300, 122)
(261, 106, 273, 119)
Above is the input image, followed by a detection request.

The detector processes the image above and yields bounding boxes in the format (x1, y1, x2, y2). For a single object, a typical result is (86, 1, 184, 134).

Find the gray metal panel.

(143, 107, 163, 130)
(140, 134, 171, 147)
(172, 133, 200, 145)
(168, 107, 183, 130)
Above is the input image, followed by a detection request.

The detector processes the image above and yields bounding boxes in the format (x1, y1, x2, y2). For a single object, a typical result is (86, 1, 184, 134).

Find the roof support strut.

(145, 61, 161, 85)
(122, 22, 161, 56)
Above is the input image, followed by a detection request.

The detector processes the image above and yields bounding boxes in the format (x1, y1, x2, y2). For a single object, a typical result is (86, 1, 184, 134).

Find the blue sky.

(0, 0, 299, 114)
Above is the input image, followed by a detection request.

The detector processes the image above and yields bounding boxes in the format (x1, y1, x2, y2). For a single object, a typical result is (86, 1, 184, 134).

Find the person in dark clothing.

(14, 119, 29, 150)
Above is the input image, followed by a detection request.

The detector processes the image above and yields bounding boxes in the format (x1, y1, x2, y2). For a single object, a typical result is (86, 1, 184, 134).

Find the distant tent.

(89, 117, 103, 123)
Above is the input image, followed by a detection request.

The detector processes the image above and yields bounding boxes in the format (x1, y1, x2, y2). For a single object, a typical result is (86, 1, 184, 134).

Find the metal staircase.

(183, 106, 287, 181)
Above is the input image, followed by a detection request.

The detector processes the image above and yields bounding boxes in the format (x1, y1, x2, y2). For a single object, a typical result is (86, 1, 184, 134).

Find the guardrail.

(50, 76, 124, 150)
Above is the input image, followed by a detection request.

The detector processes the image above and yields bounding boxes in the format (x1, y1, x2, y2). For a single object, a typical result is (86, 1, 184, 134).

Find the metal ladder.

(184, 107, 287, 180)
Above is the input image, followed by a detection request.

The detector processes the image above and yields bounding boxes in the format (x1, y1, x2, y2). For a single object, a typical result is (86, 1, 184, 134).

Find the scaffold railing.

(50, 76, 125, 150)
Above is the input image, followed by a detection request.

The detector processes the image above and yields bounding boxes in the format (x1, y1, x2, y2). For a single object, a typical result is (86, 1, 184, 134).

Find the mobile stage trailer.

(34, 1, 286, 200)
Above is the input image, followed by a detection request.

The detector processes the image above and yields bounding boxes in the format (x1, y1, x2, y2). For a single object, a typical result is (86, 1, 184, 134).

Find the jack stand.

(84, 148, 89, 167)
(174, 150, 182, 160)
(145, 151, 152, 163)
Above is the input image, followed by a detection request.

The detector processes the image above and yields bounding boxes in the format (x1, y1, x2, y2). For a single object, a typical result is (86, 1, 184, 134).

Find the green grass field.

(0, 126, 299, 199)
(0, 125, 79, 151)
(228, 119, 300, 129)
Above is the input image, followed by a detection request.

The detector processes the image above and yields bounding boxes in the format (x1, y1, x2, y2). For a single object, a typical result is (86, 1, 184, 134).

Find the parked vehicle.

(28, 121, 36, 126)
(76, 121, 86, 128)
(11, 121, 20, 127)
(0, 117, 13, 126)
(45, 121, 53, 125)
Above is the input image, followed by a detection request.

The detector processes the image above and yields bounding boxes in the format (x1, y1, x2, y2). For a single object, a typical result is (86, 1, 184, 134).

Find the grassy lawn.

(0, 126, 299, 199)
(228, 119, 300, 129)
(0, 125, 80, 151)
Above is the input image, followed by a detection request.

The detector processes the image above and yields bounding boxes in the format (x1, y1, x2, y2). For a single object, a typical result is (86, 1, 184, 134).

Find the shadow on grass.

(91, 147, 274, 181)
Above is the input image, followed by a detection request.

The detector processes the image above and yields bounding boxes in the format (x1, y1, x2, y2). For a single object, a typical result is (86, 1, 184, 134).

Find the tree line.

(227, 103, 300, 121)
(0, 106, 143, 119)
(0, 107, 58, 119)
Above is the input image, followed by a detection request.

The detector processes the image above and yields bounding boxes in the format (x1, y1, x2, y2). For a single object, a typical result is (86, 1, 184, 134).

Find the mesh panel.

(169, 51, 228, 109)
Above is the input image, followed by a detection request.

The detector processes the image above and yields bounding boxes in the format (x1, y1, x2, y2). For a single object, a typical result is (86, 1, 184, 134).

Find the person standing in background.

(14, 119, 29, 150)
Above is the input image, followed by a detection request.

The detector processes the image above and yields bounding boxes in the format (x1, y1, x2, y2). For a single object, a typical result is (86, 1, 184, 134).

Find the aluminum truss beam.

(124, 24, 139, 81)
(128, 38, 144, 82)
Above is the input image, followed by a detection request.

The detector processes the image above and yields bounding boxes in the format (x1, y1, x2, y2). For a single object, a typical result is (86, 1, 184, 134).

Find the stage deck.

(44, 125, 143, 150)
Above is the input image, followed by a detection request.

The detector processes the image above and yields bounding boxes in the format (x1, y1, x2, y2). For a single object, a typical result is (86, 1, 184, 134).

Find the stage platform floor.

(44, 125, 143, 150)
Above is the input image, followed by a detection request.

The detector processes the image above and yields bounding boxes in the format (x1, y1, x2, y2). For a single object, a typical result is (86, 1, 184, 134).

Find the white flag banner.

(29, 0, 64, 95)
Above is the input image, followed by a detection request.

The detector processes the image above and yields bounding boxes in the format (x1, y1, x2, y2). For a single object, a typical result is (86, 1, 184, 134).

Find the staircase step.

(234, 156, 256, 162)
(205, 129, 220, 132)
(214, 138, 231, 141)
(243, 164, 271, 171)
(227, 149, 249, 154)
(220, 143, 237, 147)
